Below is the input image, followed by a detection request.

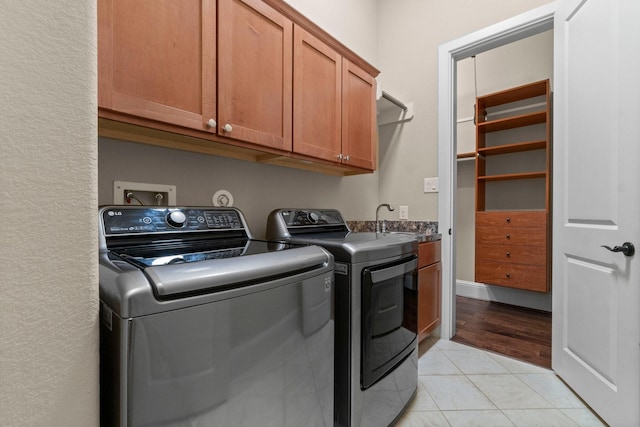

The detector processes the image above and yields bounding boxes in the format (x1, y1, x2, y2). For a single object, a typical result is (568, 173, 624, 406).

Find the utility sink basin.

(381, 231, 440, 242)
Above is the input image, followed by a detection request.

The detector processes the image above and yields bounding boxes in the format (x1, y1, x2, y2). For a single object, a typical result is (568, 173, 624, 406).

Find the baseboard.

(455, 280, 552, 312)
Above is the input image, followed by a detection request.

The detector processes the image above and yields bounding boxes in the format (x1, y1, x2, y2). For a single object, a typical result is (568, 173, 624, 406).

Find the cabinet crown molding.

(262, 0, 379, 77)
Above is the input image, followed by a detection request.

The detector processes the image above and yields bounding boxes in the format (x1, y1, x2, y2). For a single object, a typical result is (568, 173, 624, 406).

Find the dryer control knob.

(167, 211, 187, 228)
(308, 211, 319, 224)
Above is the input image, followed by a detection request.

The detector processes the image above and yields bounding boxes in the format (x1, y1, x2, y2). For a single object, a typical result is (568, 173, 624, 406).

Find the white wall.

(376, 0, 553, 223)
(284, 0, 378, 66)
(0, 2, 98, 426)
(98, 0, 383, 234)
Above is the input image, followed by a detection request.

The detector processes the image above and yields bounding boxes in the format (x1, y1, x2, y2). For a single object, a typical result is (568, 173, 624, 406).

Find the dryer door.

(361, 255, 418, 389)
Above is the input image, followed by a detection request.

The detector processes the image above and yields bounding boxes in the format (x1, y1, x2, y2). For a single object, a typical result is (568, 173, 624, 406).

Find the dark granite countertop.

(347, 220, 441, 242)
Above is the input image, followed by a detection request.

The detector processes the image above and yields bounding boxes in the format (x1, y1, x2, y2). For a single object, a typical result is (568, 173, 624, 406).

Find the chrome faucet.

(375, 203, 395, 233)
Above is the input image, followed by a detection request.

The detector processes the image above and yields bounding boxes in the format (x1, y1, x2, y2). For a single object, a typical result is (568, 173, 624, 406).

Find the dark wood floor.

(452, 296, 552, 369)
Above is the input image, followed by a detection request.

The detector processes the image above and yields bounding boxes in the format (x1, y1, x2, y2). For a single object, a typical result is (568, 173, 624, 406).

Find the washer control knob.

(307, 211, 319, 224)
(167, 211, 187, 228)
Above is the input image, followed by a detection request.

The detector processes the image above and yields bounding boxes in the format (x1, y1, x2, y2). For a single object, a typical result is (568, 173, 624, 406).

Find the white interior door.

(552, 0, 640, 425)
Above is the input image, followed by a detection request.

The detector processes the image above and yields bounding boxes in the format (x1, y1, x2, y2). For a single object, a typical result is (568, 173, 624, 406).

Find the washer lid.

(110, 239, 294, 267)
(119, 243, 330, 298)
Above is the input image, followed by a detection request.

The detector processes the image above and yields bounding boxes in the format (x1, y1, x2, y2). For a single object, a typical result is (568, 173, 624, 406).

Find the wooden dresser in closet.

(475, 211, 547, 292)
(474, 80, 551, 293)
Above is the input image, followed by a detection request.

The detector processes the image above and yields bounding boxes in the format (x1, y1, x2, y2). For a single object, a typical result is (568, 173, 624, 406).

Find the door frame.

(437, 3, 556, 339)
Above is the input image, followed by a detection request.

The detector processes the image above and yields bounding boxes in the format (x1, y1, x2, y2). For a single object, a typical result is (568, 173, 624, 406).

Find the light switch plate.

(424, 177, 439, 193)
(399, 205, 409, 220)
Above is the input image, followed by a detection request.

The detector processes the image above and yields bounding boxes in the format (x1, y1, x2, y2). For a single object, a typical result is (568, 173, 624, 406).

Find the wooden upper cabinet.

(292, 25, 342, 162)
(98, 0, 380, 175)
(342, 59, 377, 170)
(98, 0, 216, 132)
(217, 0, 292, 151)
(292, 29, 376, 171)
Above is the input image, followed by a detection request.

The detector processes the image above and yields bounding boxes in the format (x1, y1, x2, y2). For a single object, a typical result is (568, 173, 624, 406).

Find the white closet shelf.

(376, 88, 414, 126)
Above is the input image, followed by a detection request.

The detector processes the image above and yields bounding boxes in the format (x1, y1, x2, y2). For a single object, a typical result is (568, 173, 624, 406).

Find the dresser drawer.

(476, 226, 546, 247)
(475, 261, 548, 292)
(419, 240, 441, 268)
(475, 243, 546, 266)
(476, 211, 547, 228)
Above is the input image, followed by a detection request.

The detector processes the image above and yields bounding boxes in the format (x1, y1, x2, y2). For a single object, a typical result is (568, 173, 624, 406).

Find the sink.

(381, 231, 438, 242)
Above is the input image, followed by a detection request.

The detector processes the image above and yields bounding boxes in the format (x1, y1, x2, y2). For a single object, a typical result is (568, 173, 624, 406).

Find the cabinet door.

(341, 59, 377, 170)
(218, 0, 292, 151)
(292, 26, 342, 162)
(98, 0, 216, 132)
(418, 262, 442, 341)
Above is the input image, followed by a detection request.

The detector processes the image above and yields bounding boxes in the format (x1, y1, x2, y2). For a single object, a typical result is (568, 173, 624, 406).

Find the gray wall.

(99, 0, 554, 232)
(375, 0, 553, 224)
(98, 0, 385, 236)
(0, 1, 556, 425)
(99, 139, 378, 238)
(375, 0, 552, 311)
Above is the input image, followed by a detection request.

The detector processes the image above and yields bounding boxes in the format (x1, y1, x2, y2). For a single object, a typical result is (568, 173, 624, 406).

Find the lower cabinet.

(418, 240, 442, 342)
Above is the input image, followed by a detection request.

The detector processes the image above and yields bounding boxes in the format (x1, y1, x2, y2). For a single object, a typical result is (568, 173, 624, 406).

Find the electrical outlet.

(424, 177, 439, 193)
(399, 205, 409, 220)
(113, 181, 177, 206)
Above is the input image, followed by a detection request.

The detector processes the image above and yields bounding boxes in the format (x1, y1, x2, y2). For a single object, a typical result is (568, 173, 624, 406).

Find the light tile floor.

(395, 338, 606, 427)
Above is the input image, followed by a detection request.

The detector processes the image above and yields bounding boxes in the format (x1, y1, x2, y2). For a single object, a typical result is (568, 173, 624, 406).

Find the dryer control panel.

(280, 209, 345, 227)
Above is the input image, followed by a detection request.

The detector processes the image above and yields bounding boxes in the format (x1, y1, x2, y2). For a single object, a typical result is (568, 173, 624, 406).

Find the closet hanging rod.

(381, 91, 408, 111)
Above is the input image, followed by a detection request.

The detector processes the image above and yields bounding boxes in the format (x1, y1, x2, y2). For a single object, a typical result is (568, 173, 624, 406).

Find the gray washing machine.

(99, 206, 334, 427)
(266, 208, 419, 427)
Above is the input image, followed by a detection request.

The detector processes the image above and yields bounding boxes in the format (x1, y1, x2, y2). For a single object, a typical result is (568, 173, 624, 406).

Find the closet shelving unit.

(474, 79, 552, 293)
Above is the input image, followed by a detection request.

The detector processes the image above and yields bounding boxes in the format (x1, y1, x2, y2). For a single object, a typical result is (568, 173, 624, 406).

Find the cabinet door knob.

(344, 155, 350, 161)
(506, 233, 511, 239)
(223, 124, 233, 133)
(207, 118, 217, 128)
(337, 153, 343, 160)
(506, 272, 511, 278)
(506, 251, 511, 257)
(506, 217, 511, 223)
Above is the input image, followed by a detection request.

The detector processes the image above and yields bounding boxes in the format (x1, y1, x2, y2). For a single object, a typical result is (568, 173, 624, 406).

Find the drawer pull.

(506, 233, 511, 239)
(506, 272, 511, 278)
(506, 217, 511, 223)
(506, 251, 511, 257)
